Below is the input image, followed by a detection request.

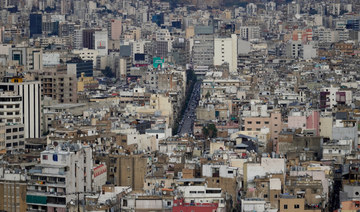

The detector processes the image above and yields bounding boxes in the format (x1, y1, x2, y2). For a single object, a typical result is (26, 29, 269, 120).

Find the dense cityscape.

(0, 0, 360, 211)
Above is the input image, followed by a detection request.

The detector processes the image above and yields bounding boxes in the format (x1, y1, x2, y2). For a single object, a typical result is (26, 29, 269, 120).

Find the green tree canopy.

(202, 123, 217, 138)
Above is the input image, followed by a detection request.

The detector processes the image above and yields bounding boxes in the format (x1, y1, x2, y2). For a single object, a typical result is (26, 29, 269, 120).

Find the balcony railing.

(27, 190, 66, 197)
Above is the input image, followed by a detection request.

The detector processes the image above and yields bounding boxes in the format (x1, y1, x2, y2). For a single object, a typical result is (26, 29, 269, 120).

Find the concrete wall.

(288, 115, 306, 130)
(115, 155, 147, 191)
(319, 116, 333, 139)
(333, 125, 358, 148)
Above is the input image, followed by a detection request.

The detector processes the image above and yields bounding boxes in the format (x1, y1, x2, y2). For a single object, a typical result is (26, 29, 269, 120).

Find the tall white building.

(94, 30, 108, 56)
(313, 28, 338, 43)
(156, 28, 172, 53)
(213, 34, 238, 73)
(192, 34, 214, 68)
(0, 91, 25, 152)
(246, 3, 257, 15)
(320, 86, 340, 108)
(72, 48, 99, 67)
(286, 40, 303, 58)
(329, 3, 341, 16)
(239, 26, 260, 41)
(0, 80, 42, 138)
(287, 2, 300, 17)
(27, 143, 93, 211)
(73, 29, 83, 49)
(131, 40, 150, 56)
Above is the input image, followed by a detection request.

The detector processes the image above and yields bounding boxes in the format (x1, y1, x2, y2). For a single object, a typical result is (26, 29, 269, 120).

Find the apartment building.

(37, 68, 77, 103)
(0, 170, 27, 212)
(26, 143, 92, 211)
(213, 34, 238, 73)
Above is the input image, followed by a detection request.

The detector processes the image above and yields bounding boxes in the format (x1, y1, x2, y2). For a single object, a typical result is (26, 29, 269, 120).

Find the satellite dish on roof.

(295, 14, 301, 19)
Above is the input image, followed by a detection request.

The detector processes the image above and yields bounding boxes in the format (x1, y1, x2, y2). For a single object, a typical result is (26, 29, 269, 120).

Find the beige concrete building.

(279, 197, 321, 212)
(33, 68, 78, 103)
(0, 91, 25, 153)
(186, 26, 195, 39)
(0, 123, 4, 153)
(243, 111, 282, 144)
(319, 116, 333, 139)
(0, 171, 27, 212)
(110, 19, 122, 40)
(109, 154, 148, 191)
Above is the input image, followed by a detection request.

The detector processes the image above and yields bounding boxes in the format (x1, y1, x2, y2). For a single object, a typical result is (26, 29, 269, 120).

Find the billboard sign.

(153, 57, 164, 69)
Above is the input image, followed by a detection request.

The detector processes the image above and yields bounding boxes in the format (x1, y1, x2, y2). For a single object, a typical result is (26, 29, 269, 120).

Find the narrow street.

(177, 81, 201, 136)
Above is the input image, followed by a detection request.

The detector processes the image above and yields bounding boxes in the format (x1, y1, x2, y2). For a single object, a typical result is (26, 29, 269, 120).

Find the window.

(294, 204, 300, 208)
(256, 121, 261, 124)
(167, 201, 171, 206)
(43, 155, 48, 160)
(206, 189, 221, 194)
(284, 204, 288, 209)
(274, 194, 278, 198)
(53, 154, 58, 161)
(264, 121, 269, 124)
(123, 199, 128, 207)
(247, 121, 252, 124)
(264, 194, 268, 198)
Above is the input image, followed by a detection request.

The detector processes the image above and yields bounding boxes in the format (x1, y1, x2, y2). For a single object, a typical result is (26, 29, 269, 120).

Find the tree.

(205, 91, 211, 99)
(202, 123, 217, 138)
(102, 66, 114, 78)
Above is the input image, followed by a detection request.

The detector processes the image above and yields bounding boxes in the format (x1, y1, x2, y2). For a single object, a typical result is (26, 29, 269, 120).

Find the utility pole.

(77, 191, 80, 212)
